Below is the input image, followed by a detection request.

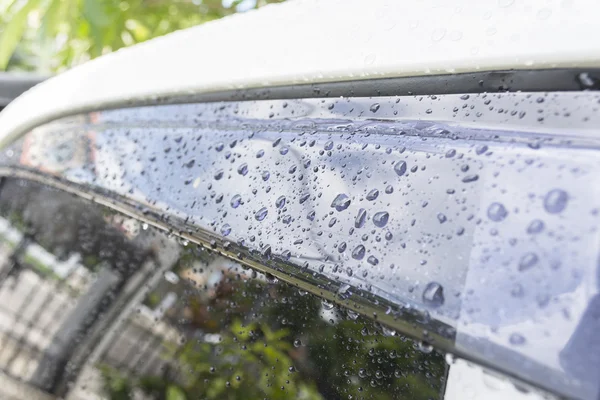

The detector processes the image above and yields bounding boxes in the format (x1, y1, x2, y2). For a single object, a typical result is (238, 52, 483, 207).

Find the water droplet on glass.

(367, 255, 379, 266)
(214, 169, 224, 180)
(237, 163, 248, 176)
(328, 217, 337, 227)
(373, 211, 389, 228)
(445, 149, 456, 158)
(293, 339, 302, 347)
(184, 159, 195, 168)
(262, 171, 270, 181)
(487, 202, 508, 222)
(518, 252, 539, 271)
(355, 208, 367, 228)
(352, 245, 366, 260)
(437, 213, 447, 224)
(307, 210, 315, 221)
(220, 224, 231, 236)
(462, 174, 479, 183)
(527, 219, 545, 234)
(338, 242, 347, 253)
(543, 189, 568, 214)
(230, 194, 242, 209)
(324, 140, 333, 150)
(322, 300, 335, 310)
(256, 149, 265, 158)
(418, 341, 433, 354)
(370, 103, 381, 113)
(509, 333, 526, 346)
(422, 282, 444, 307)
(366, 189, 379, 201)
(331, 194, 351, 211)
(255, 207, 268, 221)
(476, 145, 488, 155)
(215, 142, 224, 152)
(279, 146, 289, 155)
(275, 195, 286, 209)
(394, 161, 407, 176)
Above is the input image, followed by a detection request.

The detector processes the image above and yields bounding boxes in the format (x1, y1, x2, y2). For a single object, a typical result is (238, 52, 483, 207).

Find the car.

(0, 0, 598, 399)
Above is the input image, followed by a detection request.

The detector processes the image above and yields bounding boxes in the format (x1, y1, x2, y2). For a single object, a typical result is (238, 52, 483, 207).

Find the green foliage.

(0, 0, 285, 72)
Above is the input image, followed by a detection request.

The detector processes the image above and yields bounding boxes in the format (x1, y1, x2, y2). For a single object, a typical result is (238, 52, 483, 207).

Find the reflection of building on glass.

(559, 264, 600, 399)
(19, 118, 94, 175)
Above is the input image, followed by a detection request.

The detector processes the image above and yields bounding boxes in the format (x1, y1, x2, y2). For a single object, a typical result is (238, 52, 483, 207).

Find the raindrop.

(299, 193, 310, 204)
(324, 141, 333, 150)
(256, 149, 265, 158)
(487, 202, 508, 222)
(307, 210, 315, 221)
(280, 146, 289, 155)
(367, 255, 379, 266)
(373, 211, 389, 228)
(220, 224, 231, 236)
(445, 149, 456, 158)
(509, 333, 526, 346)
(215, 142, 224, 152)
(355, 208, 367, 228)
(422, 282, 444, 307)
(275, 195, 286, 209)
(475, 145, 488, 155)
(237, 163, 249, 176)
(262, 171, 270, 181)
(394, 161, 407, 176)
(230, 194, 242, 208)
(543, 189, 568, 214)
(370, 103, 381, 113)
(462, 174, 479, 183)
(322, 300, 335, 310)
(385, 185, 394, 194)
(255, 207, 268, 221)
(352, 245, 366, 260)
(437, 213, 447, 224)
(518, 252, 539, 271)
(331, 194, 351, 211)
(338, 242, 347, 253)
(184, 159, 195, 168)
(293, 339, 302, 347)
(366, 189, 379, 201)
(328, 217, 337, 227)
(214, 169, 224, 180)
(527, 219, 545, 234)
(418, 342, 433, 354)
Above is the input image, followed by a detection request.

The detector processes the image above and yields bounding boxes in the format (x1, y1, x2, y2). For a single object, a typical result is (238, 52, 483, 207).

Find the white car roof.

(0, 0, 599, 145)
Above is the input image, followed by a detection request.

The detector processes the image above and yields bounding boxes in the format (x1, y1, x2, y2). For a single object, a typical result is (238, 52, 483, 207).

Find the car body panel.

(1, 0, 600, 145)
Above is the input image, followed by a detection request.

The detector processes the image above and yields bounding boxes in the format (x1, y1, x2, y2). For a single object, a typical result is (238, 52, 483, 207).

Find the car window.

(0, 178, 445, 400)
(0, 91, 598, 399)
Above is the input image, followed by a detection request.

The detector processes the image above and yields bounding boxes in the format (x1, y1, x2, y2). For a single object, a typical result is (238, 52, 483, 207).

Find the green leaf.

(0, 0, 42, 70)
(40, 0, 67, 38)
(166, 385, 187, 400)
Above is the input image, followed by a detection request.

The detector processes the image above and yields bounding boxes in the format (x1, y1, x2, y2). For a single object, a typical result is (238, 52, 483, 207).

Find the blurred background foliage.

(0, 0, 285, 73)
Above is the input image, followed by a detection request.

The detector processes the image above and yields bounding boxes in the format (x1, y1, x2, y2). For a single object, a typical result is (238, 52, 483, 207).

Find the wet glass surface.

(0, 92, 599, 398)
(0, 178, 445, 399)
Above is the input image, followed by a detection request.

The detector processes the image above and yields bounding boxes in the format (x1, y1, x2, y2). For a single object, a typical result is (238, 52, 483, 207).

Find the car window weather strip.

(1, 91, 600, 399)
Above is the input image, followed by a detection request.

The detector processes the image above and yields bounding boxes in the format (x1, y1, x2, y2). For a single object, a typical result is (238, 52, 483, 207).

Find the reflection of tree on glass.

(100, 246, 446, 400)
